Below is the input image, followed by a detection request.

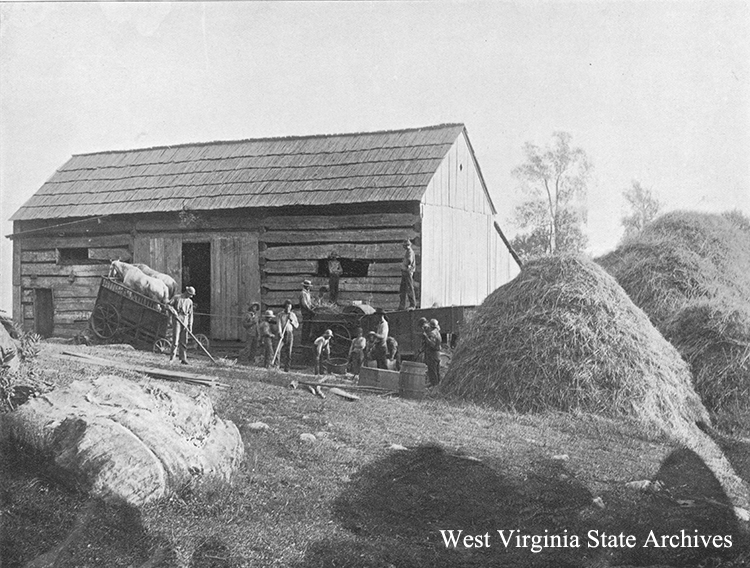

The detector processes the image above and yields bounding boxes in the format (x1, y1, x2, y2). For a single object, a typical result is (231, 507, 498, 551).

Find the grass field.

(2, 343, 749, 567)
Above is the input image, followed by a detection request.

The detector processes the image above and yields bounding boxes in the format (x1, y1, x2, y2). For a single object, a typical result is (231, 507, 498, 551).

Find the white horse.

(110, 260, 170, 304)
(133, 263, 177, 300)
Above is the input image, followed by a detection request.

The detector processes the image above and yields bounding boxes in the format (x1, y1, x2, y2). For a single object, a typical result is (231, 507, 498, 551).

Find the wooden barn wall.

(259, 212, 420, 311)
(13, 227, 132, 337)
(419, 134, 518, 307)
(11, 205, 420, 339)
(210, 233, 259, 340)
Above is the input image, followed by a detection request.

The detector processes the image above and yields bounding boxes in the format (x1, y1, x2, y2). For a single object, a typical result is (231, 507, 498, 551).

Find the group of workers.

(240, 295, 442, 386)
(170, 238, 439, 383)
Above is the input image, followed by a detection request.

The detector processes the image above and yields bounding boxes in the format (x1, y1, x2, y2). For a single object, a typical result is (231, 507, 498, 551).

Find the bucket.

(327, 357, 348, 375)
(399, 361, 427, 400)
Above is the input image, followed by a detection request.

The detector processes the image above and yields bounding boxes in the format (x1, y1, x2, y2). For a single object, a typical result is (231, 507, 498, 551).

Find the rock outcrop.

(3, 375, 243, 506)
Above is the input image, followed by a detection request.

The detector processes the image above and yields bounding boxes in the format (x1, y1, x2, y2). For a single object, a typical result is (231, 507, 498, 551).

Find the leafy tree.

(510, 131, 592, 259)
(621, 180, 661, 240)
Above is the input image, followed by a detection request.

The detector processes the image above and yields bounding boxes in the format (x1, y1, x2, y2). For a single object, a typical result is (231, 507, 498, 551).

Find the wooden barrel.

(399, 361, 427, 400)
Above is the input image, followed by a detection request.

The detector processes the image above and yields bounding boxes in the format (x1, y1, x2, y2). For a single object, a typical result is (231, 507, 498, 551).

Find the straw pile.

(598, 211, 750, 417)
(441, 255, 708, 434)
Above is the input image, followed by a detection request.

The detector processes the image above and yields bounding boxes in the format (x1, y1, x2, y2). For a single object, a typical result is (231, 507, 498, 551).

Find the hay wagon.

(89, 277, 208, 353)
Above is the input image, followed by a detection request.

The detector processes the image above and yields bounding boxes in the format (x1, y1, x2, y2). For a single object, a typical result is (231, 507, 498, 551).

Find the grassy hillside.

(2, 343, 749, 567)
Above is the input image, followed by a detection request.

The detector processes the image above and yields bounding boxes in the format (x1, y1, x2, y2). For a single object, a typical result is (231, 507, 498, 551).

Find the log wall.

(14, 231, 132, 337)
(259, 212, 420, 311)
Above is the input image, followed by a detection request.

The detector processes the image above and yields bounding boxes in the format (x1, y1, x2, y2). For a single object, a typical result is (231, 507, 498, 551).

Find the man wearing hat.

(313, 329, 333, 375)
(398, 239, 417, 310)
(374, 307, 389, 341)
(258, 309, 277, 368)
(299, 279, 314, 344)
(170, 286, 195, 364)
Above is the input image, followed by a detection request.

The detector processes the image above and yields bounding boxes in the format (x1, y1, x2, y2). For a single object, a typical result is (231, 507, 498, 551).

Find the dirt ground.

(2, 342, 750, 567)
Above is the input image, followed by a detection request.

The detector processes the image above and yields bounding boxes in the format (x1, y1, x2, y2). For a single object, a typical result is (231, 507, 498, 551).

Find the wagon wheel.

(191, 333, 210, 352)
(329, 323, 352, 359)
(90, 303, 120, 339)
(153, 338, 172, 354)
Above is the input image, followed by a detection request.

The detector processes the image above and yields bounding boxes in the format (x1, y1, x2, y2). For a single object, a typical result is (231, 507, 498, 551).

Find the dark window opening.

(58, 248, 90, 264)
(317, 258, 370, 278)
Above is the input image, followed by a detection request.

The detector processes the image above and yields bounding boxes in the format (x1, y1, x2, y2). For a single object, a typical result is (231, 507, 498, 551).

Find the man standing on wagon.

(398, 239, 417, 310)
(170, 286, 195, 365)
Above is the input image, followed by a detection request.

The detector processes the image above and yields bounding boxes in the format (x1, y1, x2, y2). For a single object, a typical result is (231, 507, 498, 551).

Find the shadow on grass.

(0, 442, 177, 568)
(294, 444, 747, 568)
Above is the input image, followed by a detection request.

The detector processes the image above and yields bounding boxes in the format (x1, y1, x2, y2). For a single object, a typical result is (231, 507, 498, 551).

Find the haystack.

(441, 255, 708, 435)
(597, 211, 750, 418)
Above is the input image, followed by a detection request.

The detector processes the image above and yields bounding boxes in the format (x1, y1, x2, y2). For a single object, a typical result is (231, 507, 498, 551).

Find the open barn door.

(210, 233, 259, 340)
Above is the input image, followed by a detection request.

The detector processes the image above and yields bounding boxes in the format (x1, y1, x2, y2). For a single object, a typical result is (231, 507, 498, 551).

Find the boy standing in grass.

(347, 327, 366, 377)
(259, 310, 276, 369)
(314, 329, 333, 375)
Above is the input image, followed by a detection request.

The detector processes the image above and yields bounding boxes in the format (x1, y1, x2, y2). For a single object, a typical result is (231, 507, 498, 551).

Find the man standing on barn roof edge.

(299, 279, 314, 344)
(398, 239, 416, 311)
(170, 286, 195, 365)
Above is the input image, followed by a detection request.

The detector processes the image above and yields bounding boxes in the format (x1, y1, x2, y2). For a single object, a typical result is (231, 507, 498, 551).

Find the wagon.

(308, 303, 472, 359)
(308, 303, 375, 359)
(360, 305, 473, 357)
(89, 277, 209, 353)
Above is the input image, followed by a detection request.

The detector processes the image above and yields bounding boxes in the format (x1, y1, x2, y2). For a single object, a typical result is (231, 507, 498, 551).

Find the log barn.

(8, 123, 520, 340)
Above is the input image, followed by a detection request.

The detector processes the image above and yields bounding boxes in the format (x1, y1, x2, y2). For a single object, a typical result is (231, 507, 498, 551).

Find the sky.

(1, 1, 749, 312)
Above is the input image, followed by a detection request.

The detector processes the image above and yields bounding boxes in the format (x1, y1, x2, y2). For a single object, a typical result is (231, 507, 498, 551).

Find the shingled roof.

(11, 123, 472, 221)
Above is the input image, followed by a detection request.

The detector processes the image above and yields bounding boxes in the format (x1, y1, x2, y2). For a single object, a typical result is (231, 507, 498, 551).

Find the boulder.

(3, 375, 243, 506)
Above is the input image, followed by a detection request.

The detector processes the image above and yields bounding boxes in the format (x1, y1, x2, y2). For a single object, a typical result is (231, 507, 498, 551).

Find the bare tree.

(621, 180, 661, 240)
(511, 131, 592, 258)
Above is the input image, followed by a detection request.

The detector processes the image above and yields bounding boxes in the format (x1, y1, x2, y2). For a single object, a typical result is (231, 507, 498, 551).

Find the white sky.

(1, 1, 749, 311)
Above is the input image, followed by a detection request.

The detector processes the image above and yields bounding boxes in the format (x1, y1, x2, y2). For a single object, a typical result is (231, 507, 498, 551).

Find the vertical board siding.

(211, 232, 259, 340)
(420, 134, 518, 307)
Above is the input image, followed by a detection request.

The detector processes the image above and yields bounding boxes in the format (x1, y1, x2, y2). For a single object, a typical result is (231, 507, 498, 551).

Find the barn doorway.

(182, 242, 211, 336)
(33, 288, 54, 338)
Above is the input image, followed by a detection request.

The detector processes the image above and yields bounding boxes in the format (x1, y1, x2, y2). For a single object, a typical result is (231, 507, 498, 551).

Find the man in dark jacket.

(423, 318, 442, 387)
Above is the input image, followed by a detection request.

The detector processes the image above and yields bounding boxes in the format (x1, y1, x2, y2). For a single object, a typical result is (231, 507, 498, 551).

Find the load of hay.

(597, 211, 750, 425)
(441, 255, 708, 435)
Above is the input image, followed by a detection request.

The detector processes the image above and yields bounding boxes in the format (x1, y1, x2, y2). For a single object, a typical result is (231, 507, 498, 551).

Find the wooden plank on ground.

(263, 213, 419, 231)
(59, 351, 228, 388)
